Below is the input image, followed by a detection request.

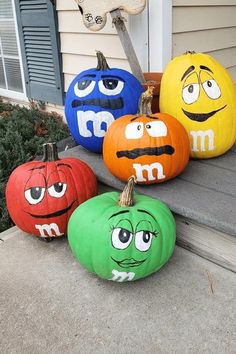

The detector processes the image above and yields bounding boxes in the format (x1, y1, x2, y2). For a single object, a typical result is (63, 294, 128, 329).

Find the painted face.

(107, 207, 161, 280)
(21, 163, 78, 237)
(103, 113, 190, 184)
(6, 156, 97, 238)
(160, 52, 236, 158)
(181, 66, 226, 122)
(65, 53, 144, 154)
(68, 192, 176, 282)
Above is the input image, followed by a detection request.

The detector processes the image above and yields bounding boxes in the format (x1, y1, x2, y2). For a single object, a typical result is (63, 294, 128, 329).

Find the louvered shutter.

(14, 0, 64, 105)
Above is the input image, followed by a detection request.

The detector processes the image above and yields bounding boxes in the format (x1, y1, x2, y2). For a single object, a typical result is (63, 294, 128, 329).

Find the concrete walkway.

(0, 228, 235, 354)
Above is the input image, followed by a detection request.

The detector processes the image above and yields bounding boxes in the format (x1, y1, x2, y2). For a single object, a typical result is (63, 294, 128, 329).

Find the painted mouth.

(116, 146, 175, 159)
(111, 257, 146, 268)
(27, 200, 75, 219)
(182, 105, 227, 122)
(72, 97, 124, 110)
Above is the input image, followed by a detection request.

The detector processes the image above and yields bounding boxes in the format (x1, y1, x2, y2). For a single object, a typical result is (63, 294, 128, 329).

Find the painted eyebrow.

(109, 210, 129, 219)
(28, 165, 46, 171)
(28, 163, 72, 172)
(137, 209, 156, 221)
(101, 75, 124, 81)
(80, 74, 96, 79)
(131, 115, 159, 122)
(181, 65, 195, 81)
(56, 163, 72, 169)
(200, 65, 213, 73)
(131, 116, 141, 122)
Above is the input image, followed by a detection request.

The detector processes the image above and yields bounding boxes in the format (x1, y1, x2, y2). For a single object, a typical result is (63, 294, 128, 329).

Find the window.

(0, 0, 64, 105)
(0, 0, 25, 98)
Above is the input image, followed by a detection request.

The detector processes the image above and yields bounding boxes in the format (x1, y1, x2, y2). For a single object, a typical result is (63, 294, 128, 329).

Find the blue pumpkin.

(65, 52, 144, 153)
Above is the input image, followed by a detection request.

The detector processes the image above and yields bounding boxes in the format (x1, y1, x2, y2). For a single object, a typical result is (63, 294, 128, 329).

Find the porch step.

(176, 216, 236, 273)
(60, 145, 236, 273)
(99, 183, 236, 273)
(0, 226, 19, 242)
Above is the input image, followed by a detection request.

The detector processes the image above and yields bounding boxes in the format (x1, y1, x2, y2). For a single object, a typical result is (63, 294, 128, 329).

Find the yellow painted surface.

(160, 52, 236, 158)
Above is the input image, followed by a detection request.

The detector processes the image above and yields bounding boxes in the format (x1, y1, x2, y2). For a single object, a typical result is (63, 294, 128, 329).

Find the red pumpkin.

(103, 87, 190, 184)
(6, 143, 97, 239)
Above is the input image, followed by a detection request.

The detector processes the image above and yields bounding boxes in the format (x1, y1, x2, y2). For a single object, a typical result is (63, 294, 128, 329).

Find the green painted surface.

(68, 191, 176, 282)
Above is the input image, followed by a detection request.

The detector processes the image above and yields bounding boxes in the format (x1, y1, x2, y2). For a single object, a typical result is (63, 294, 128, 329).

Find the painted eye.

(98, 79, 124, 96)
(145, 121, 167, 137)
(125, 122, 144, 139)
(135, 231, 154, 252)
(24, 187, 46, 205)
(112, 228, 133, 249)
(202, 79, 221, 99)
(74, 80, 96, 97)
(182, 83, 200, 104)
(48, 182, 67, 198)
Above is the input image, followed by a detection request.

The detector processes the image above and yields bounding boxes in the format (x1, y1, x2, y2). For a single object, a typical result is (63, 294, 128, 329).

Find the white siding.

(57, 0, 236, 95)
(56, 0, 130, 92)
(172, 0, 236, 81)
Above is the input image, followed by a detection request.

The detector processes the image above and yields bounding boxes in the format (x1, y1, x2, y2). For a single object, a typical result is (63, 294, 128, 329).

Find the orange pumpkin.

(103, 87, 190, 184)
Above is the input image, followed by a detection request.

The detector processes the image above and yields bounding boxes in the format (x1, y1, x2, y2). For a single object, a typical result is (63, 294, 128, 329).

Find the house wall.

(56, 0, 130, 93)
(58, 0, 236, 94)
(2, 0, 236, 111)
(172, 0, 236, 80)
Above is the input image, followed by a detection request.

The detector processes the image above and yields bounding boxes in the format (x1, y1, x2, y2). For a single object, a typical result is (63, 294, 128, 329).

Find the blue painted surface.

(65, 66, 144, 154)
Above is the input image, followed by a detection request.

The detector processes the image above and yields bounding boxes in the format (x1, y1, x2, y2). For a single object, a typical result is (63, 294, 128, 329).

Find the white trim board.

(129, 0, 172, 72)
(149, 0, 172, 72)
(0, 89, 27, 101)
(11, 0, 27, 96)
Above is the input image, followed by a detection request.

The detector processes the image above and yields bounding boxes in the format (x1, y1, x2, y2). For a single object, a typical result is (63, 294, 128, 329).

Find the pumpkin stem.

(96, 51, 110, 71)
(118, 176, 136, 207)
(42, 142, 60, 162)
(138, 86, 154, 115)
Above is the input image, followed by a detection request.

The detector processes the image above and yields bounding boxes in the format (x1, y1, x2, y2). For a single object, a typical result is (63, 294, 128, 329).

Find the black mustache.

(72, 97, 124, 110)
(116, 146, 175, 159)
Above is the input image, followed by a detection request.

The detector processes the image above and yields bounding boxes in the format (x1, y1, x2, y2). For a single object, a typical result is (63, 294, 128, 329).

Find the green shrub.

(0, 99, 70, 233)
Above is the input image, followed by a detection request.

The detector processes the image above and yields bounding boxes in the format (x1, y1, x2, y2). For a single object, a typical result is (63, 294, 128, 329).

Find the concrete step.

(99, 183, 236, 273)
(0, 226, 19, 242)
(59, 146, 236, 273)
(60, 145, 236, 237)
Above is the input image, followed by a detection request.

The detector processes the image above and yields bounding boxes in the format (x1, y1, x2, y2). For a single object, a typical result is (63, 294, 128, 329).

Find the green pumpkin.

(68, 178, 176, 282)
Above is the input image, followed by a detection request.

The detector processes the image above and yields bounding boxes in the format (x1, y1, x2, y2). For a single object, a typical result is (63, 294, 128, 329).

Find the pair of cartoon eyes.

(112, 227, 156, 252)
(74, 79, 124, 98)
(183, 79, 221, 104)
(125, 121, 167, 139)
(24, 183, 67, 205)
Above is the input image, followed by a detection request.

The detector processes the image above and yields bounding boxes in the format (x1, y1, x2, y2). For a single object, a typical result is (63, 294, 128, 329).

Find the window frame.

(0, 0, 27, 101)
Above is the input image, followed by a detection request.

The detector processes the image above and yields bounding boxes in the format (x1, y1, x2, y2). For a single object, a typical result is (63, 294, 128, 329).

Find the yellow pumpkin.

(160, 52, 236, 159)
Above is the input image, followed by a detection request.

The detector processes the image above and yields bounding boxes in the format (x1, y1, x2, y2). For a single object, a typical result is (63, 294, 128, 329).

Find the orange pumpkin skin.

(103, 112, 190, 185)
